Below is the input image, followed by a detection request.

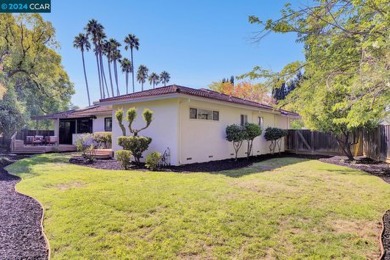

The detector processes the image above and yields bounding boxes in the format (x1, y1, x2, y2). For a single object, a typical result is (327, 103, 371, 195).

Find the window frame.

(189, 107, 219, 121)
(104, 117, 113, 132)
(240, 114, 248, 126)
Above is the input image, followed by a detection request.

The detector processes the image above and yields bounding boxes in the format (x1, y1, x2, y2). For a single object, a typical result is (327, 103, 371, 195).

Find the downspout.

(177, 99, 182, 165)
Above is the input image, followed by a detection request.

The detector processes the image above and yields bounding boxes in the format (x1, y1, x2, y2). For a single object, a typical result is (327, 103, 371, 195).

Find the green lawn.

(6, 154, 390, 259)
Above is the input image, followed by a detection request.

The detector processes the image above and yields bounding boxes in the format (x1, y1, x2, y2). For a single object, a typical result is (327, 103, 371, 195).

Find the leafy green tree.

(148, 72, 159, 88)
(73, 33, 91, 106)
(118, 136, 152, 164)
(124, 34, 139, 93)
(246, 0, 390, 160)
(226, 124, 246, 160)
(244, 123, 262, 157)
(1, 14, 73, 128)
(160, 71, 170, 86)
(0, 87, 26, 141)
(137, 65, 149, 91)
(120, 58, 132, 94)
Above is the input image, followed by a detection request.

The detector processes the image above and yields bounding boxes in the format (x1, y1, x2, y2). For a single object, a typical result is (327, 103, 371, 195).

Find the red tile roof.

(100, 85, 298, 116)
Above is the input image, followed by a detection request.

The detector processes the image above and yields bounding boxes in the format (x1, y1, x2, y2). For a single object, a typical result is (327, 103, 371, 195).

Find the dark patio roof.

(100, 85, 299, 117)
(32, 105, 112, 120)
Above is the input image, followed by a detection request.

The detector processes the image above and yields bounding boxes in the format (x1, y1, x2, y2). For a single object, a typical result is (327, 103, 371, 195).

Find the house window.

(258, 117, 264, 128)
(240, 115, 248, 126)
(213, 111, 219, 121)
(190, 108, 197, 119)
(104, 117, 112, 131)
(76, 118, 93, 133)
(189, 108, 219, 121)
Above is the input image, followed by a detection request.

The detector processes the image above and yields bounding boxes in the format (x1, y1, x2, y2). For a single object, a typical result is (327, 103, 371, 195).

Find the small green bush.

(118, 136, 152, 163)
(75, 134, 96, 162)
(93, 132, 112, 148)
(145, 152, 162, 171)
(116, 150, 132, 170)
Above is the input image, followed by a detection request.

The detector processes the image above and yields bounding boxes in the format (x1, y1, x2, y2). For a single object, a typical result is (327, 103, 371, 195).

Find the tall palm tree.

(73, 33, 91, 106)
(160, 71, 170, 86)
(108, 38, 122, 96)
(85, 19, 104, 99)
(148, 72, 160, 89)
(124, 34, 139, 93)
(120, 58, 132, 94)
(137, 65, 148, 91)
(97, 31, 110, 98)
(103, 40, 115, 97)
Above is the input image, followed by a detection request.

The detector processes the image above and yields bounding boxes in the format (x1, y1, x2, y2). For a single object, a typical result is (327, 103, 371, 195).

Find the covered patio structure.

(10, 105, 112, 154)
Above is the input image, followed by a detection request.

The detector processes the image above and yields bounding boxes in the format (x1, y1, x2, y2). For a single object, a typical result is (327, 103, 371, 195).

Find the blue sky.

(42, 0, 305, 107)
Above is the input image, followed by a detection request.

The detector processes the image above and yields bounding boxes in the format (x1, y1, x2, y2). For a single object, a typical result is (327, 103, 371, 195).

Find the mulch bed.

(69, 152, 327, 172)
(0, 154, 48, 260)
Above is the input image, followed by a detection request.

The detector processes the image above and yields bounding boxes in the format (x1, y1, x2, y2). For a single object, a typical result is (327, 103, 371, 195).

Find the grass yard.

(7, 154, 390, 259)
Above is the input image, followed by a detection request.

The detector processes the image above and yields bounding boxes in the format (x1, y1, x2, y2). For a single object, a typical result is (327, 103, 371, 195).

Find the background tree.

(148, 72, 159, 88)
(137, 65, 148, 91)
(209, 81, 272, 104)
(120, 58, 132, 94)
(160, 71, 170, 86)
(73, 33, 91, 106)
(0, 14, 74, 132)
(246, 0, 390, 160)
(0, 87, 26, 143)
(103, 39, 115, 97)
(85, 19, 104, 98)
(124, 34, 139, 93)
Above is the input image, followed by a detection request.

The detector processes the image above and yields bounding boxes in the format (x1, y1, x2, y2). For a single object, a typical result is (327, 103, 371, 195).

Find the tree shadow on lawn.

(4, 153, 71, 177)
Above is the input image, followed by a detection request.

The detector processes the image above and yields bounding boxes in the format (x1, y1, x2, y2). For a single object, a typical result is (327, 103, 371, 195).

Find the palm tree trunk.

(114, 60, 120, 96)
(126, 72, 129, 94)
(81, 51, 91, 106)
(141, 82, 144, 91)
(95, 53, 102, 99)
(131, 48, 135, 93)
(107, 59, 114, 97)
(99, 52, 110, 98)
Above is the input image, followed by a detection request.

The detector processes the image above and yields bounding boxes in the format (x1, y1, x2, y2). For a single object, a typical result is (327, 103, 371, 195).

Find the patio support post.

(54, 118, 60, 146)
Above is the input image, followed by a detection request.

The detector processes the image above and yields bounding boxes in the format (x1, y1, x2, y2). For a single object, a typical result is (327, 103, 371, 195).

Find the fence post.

(311, 131, 314, 154)
(294, 130, 298, 154)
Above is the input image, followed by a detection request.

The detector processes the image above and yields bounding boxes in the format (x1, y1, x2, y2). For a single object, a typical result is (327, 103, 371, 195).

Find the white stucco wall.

(109, 96, 291, 166)
(93, 115, 112, 132)
(178, 98, 289, 164)
(112, 99, 179, 165)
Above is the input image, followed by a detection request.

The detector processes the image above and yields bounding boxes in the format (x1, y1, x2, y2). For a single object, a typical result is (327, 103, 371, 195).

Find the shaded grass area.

(6, 154, 390, 259)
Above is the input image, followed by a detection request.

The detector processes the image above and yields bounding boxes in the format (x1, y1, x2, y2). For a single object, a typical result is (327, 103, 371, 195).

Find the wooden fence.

(285, 129, 363, 157)
(363, 125, 390, 162)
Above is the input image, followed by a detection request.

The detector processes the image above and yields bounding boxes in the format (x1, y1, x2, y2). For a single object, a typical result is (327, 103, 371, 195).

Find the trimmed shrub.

(226, 124, 246, 160)
(145, 152, 162, 171)
(118, 136, 152, 163)
(115, 109, 127, 136)
(93, 132, 112, 149)
(116, 150, 132, 170)
(264, 127, 288, 154)
(244, 123, 262, 157)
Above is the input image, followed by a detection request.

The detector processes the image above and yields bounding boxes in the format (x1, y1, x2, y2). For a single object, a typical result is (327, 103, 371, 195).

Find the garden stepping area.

(0, 165, 48, 259)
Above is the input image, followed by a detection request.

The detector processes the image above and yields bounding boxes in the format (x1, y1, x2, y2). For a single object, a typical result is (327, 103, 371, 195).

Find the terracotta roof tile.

(100, 85, 298, 116)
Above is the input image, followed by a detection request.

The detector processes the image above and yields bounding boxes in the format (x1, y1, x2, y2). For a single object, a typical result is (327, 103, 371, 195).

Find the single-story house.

(97, 85, 298, 165)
